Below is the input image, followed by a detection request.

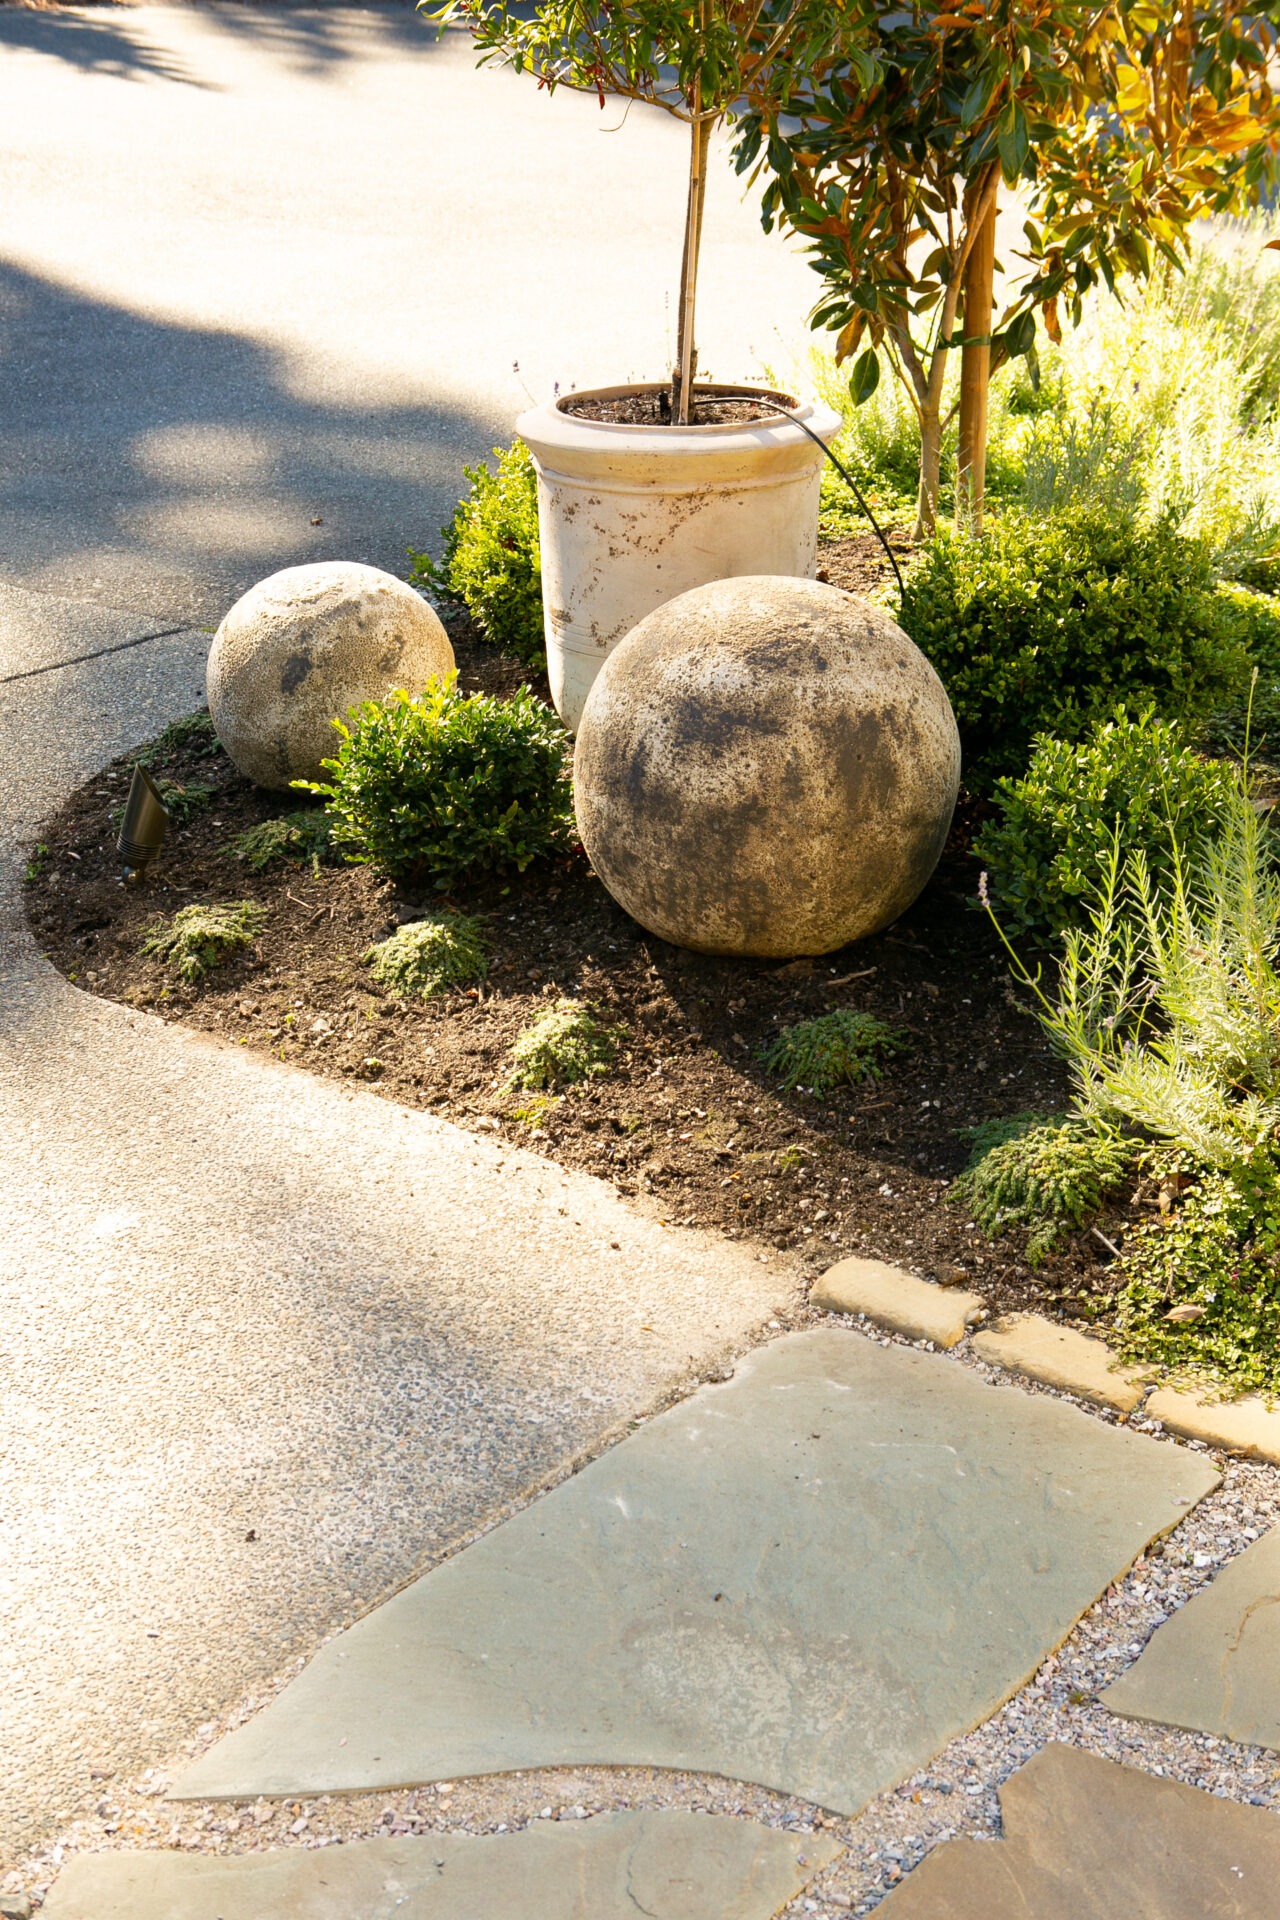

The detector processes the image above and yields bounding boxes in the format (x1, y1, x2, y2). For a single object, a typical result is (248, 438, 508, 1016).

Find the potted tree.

(432, 0, 846, 729)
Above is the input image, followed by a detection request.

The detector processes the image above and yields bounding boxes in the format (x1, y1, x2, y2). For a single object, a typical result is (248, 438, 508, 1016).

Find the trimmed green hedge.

(410, 441, 544, 668)
(897, 507, 1247, 790)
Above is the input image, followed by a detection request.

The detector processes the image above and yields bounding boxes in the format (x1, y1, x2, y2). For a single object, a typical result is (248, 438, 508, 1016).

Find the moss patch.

(952, 1116, 1136, 1266)
(140, 901, 265, 982)
(364, 911, 488, 1001)
(763, 1009, 904, 1096)
(509, 998, 621, 1092)
(231, 811, 334, 872)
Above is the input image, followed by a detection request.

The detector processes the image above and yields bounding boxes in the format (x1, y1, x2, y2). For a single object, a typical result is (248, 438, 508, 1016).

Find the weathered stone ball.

(207, 562, 455, 789)
(573, 576, 960, 957)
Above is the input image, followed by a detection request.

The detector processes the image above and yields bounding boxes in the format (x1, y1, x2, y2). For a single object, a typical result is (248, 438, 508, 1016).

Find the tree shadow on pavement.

(201, 0, 441, 78)
(0, 0, 209, 84)
(0, 257, 499, 625)
(0, 0, 439, 85)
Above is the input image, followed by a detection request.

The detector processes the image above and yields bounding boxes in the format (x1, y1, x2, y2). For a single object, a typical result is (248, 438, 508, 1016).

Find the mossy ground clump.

(140, 901, 264, 982)
(114, 778, 217, 829)
(159, 781, 218, 825)
(231, 810, 334, 872)
(509, 998, 621, 1092)
(364, 912, 488, 1001)
(952, 1114, 1136, 1265)
(763, 1009, 903, 1096)
(139, 712, 221, 763)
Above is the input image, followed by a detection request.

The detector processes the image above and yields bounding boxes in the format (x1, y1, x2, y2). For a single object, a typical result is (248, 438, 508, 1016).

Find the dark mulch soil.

(817, 530, 914, 599)
(28, 563, 1136, 1334)
(562, 388, 797, 427)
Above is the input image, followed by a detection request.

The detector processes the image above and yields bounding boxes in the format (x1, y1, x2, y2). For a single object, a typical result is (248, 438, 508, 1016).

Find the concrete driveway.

(0, 0, 820, 623)
(0, 1, 816, 1865)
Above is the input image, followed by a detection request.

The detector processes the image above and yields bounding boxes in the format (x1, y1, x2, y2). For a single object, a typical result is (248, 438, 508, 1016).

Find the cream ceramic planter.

(516, 383, 842, 732)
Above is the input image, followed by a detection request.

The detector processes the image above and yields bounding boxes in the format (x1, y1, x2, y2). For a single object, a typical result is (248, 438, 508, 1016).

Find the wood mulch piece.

(27, 572, 1137, 1335)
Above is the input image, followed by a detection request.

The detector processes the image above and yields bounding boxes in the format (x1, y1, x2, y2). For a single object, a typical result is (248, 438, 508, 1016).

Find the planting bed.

(27, 539, 1135, 1331)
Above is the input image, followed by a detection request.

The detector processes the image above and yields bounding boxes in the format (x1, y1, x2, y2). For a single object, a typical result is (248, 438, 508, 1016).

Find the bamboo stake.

(957, 185, 997, 530)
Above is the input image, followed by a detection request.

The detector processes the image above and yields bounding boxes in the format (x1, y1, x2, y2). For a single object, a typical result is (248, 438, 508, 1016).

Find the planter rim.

(517, 383, 839, 463)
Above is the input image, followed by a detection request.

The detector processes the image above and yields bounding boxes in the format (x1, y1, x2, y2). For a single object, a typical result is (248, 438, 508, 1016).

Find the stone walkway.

(174, 1330, 1216, 1813)
(876, 1742, 1280, 1918)
(1104, 1526, 1280, 1750)
(39, 1812, 840, 1920)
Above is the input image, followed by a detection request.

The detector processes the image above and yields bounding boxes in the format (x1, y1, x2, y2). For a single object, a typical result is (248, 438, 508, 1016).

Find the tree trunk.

(957, 189, 996, 530)
(674, 110, 713, 424)
(915, 402, 943, 540)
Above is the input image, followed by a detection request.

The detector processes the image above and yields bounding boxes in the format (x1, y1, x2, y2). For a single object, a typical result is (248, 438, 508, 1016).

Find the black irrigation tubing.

(741, 397, 907, 602)
(0, 624, 195, 687)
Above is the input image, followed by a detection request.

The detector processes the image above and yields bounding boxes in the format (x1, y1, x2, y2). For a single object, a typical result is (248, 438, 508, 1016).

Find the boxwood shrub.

(410, 440, 544, 669)
(897, 506, 1247, 790)
(302, 675, 574, 889)
(1204, 581, 1280, 756)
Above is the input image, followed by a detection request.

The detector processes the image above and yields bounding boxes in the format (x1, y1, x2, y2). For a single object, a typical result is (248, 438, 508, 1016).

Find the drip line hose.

(740, 397, 906, 602)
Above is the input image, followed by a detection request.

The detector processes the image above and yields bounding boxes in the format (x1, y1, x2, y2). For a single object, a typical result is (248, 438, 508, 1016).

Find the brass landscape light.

(117, 764, 169, 881)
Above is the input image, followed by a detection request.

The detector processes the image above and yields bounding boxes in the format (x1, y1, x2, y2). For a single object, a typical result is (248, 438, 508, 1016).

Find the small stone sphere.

(573, 575, 960, 957)
(207, 562, 455, 789)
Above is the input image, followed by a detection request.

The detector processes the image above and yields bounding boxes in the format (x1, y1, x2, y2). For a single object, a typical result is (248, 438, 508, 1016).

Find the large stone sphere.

(207, 562, 454, 789)
(573, 576, 960, 957)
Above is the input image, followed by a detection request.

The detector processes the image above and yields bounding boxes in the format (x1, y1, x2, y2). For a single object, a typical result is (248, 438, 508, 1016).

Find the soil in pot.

(562, 386, 797, 427)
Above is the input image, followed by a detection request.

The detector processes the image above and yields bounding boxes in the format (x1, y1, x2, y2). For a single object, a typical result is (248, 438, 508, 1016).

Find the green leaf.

(849, 347, 880, 405)
(960, 65, 995, 130)
(997, 103, 1029, 181)
(1001, 308, 1037, 360)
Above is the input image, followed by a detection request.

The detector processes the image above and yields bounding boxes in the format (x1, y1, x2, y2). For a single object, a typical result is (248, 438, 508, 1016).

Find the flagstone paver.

(875, 1741, 1280, 1917)
(38, 1811, 840, 1920)
(174, 1327, 1218, 1815)
(1147, 1386, 1280, 1463)
(811, 1256, 985, 1347)
(971, 1313, 1151, 1414)
(1104, 1526, 1280, 1750)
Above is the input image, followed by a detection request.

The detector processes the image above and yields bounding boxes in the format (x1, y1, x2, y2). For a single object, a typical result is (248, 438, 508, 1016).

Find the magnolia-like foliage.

(735, 1, 1280, 529)
(435, 0, 839, 122)
(1037, 3, 1280, 312)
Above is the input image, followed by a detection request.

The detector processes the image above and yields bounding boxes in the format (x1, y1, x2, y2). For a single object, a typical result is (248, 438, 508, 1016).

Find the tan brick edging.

(811, 1258, 1280, 1458)
(811, 1256, 985, 1349)
(971, 1312, 1152, 1415)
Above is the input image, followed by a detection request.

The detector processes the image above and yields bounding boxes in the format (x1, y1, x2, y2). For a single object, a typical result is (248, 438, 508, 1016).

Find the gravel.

(5, 1312, 1278, 1916)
